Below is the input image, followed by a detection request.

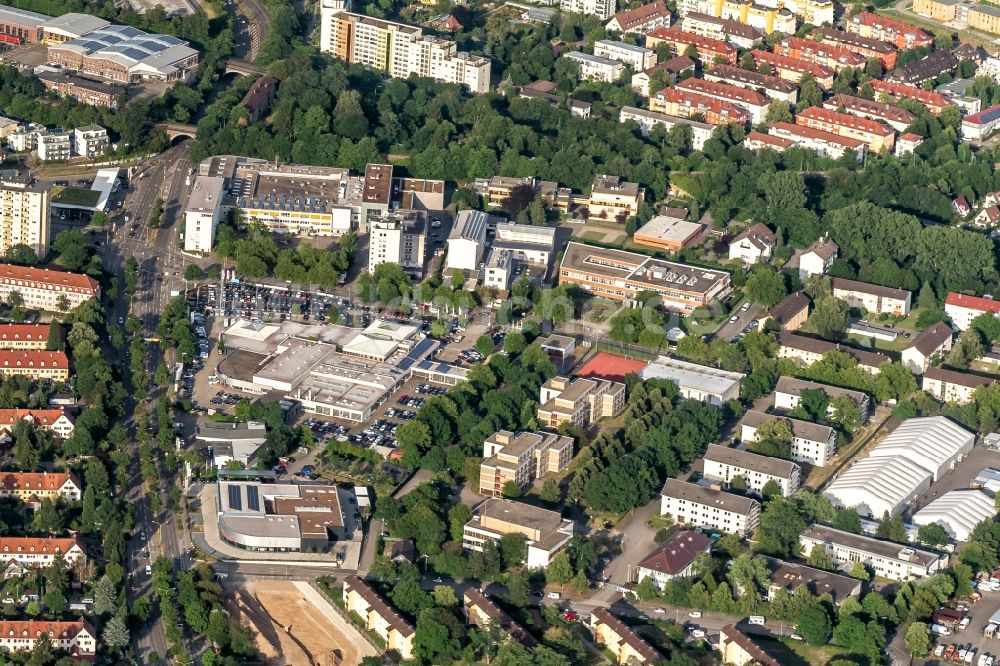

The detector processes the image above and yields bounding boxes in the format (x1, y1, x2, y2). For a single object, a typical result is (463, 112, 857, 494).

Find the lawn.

(753, 635, 854, 666)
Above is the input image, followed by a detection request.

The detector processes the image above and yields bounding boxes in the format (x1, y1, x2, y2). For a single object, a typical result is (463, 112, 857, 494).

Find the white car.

(690, 629, 706, 639)
(653, 608, 665, 614)
(790, 634, 803, 641)
(689, 611, 702, 618)
(431, 220, 442, 228)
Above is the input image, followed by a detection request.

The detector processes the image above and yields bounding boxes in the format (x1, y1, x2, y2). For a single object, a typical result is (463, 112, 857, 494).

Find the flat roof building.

(445, 209, 489, 273)
(633, 213, 703, 252)
(800, 524, 945, 580)
(640, 355, 743, 406)
(463, 498, 575, 568)
(184, 176, 226, 253)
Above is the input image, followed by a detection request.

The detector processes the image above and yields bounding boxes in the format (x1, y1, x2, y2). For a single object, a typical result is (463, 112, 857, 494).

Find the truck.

(931, 623, 953, 636)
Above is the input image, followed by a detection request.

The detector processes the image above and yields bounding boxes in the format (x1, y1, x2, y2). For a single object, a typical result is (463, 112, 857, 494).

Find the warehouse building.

(911, 489, 996, 542)
(640, 356, 743, 406)
(0, 6, 47, 44)
(46, 24, 199, 84)
(867, 416, 973, 481)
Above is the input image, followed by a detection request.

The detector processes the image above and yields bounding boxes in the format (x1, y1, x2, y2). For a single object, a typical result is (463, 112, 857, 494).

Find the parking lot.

(714, 301, 762, 342)
(925, 590, 1000, 665)
(907, 444, 1000, 518)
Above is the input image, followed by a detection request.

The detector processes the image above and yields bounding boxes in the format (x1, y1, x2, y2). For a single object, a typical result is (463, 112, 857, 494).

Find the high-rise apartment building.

(319, 8, 491, 93)
(368, 212, 427, 274)
(0, 177, 50, 258)
(561, 0, 616, 20)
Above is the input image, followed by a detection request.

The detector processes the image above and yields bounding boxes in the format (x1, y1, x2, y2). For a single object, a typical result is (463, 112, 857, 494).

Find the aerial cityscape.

(1, 0, 1000, 661)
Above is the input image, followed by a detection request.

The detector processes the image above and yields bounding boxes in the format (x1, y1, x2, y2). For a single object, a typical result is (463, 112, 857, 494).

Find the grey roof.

(0, 5, 48, 28)
(196, 419, 267, 442)
(764, 556, 861, 602)
(740, 409, 834, 443)
(640, 356, 744, 395)
(661, 478, 760, 515)
(778, 331, 891, 368)
(801, 524, 943, 568)
(40, 13, 110, 38)
(774, 376, 868, 403)
(704, 443, 800, 479)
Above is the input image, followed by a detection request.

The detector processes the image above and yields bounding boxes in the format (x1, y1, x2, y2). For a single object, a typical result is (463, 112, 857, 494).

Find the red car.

(562, 611, 579, 622)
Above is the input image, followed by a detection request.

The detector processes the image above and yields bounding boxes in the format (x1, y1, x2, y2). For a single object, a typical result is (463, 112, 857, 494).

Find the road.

(715, 301, 762, 343)
(232, 0, 268, 61)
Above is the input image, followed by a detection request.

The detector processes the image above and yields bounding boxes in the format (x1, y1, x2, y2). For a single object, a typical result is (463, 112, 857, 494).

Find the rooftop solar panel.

(247, 485, 260, 512)
(228, 484, 242, 511)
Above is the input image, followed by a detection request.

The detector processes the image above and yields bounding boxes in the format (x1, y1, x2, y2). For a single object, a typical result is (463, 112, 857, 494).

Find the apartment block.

(645, 26, 738, 65)
(912, 0, 959, 21)
(0, 264, 98, 312)
(71, 125, 108, 158)
(676, 77, 770, 123)
(634, 530, 712, 590)
(830, 276, 911, 315)
(922, 366, 993, 405)
(703, 443, 801, 496)
(962, 103, 1000, 141)
(889, 50, 958, 85)
(740, 409, 838, 466)
(593, 40, 656, 71)
(795, 107, 895, 153)
(0, 324, 51, 350)
(606, 1, 671, 33)
(778, 0, 835, 26)
(445, 209, 488, 272)
(463, 498, 575, 568)
(773, 376, 871, 421)
(493, 222, 556, 265)
(591, 608, 663, 664)
(367, 212, 427, 274)
(0, 409, 74, 440)
(589, 174, 644, 220)
(463, 589, 538, 648)
(676, 0, 796, 34)
(945, 292, 1000, 330)
(561, 0, 616, 20)
(660, 478, 761, 536)
(563, 51, 624, 82)
(681, 12, 764, 49)
(558, 242, 731, 313)
(845, 11, 932, 49)
(0, 537, 85, 570)
(649, 86, 749, 126)
(777, 331, 890, 375)
(479, 430, 574, 497)
(767, 121, 866, 161)
(720, 626, 781, 666)
(620, 106, 715, 149)
(0, 622, 95, 660)
(342, 575, 414, 659)
(824, 93, 914, 132)
(774, 36, 865, 70)
(0, 471, 81, 503)
(799, 524, 944, 580)
(0, 351, 69, 382)
(480, 175, 570, 212)
(704, 63, 798, 103)
(752, 50, 834, 88)
(37, 132, 71, 161)
(537, 375, 625, 429)
(183, 176, 225, 253)
(901, 321, 953, 374)
(319, 10, 490, 93)
(810, 26, 896, 69)
(0, 177, 50, 257)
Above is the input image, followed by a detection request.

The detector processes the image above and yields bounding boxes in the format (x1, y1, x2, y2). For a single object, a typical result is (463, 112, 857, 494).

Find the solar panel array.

(247, 485, 260, 512)
(228, 484, 242, 511)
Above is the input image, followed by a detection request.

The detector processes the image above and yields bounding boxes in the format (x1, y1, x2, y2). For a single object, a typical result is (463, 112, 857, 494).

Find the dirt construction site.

(225, 580, 377, 666)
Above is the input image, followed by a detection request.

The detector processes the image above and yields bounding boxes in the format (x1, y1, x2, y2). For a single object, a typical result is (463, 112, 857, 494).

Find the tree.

(413, 608, 463, 662)
(103, 616, 130, 652)
(729, 474, 748, 492)
(93, 575, 118, 616)
(905, 622, 931, 658)
(807, 544, 835, 571)
(540, 478, 560, 503)
(797, 604, 832, 646)
(917, 522, 950, 547)
(499, 533, 528, 567)
(503, 332, 526, 355)
(744, 266, 788, 309)
(502, 480, 522, 498)
(753, 497, 806, 558)
(747, 418, 792, 459)
(4, 244, 36, 265)
(761, 479, 782, 500)
(809, 296, 849, 340)
(475, 334, 494, 357)
(829, 396, 862, 433)
(432, 585, 457, 607)
(430, 319, 448, 338)
(636, 576, 660, 601)
(546, 551, 574, 585)
(917, 281, 937, 310)
(848, 562, 871, 581)
(876, 511, 907, 542)
(832, 507, 862, 533)
(184, 264, 205, 281)
(46, 321, 62, 351)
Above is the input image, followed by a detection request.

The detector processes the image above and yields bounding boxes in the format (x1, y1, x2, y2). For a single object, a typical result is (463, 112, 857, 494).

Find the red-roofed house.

(752, 49, 835, 88)
(606, 1, 671, 34)
(650, 87, 749, 126)
(591, 608, 663, 664)
(0, 621, 96, 660)
(953, 196, 972, 217)
(795, 106, 895, 152)
(0, 471, 81, 503)
(744, 131, 794, 152)
(895, 132, 923, 157)
(0, 351, 69, 381)
(635, 530, 712, 590)
(774, 36, 865, 70)
(844, 11, 932, 49)
(575, 352, 648, 383)
(0, 264, 99, 312)
(675, 77, 770, 123)
(646, 27, 738, 64)
(870, 79, 953, 116)
(0, 409, 74, 440)
(974, 204, 1000, 228)
(0, 537, 86, 570)
(946, 292, 1000, 330)
(0, 324, 52, 350)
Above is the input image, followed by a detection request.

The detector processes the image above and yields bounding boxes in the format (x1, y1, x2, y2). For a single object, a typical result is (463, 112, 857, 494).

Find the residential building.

(938, 79, 983, 115)
(7, 128, 38, 153)
(975, 204, 1000, 228)
(619, 106, 715, 149)
(493, 222, 556, 265)
(36, 131, 71, 161)
(751, 50, 835, 88)
(953, 195, 971, 218)
(563, 51, 624, 82)
(0, 537, 85, 570)
(537, 375, 625, 429)
(896, 132, 924, 157)
(901, 321, 953, 374)
(912, 0, 959, 21)
(645, 27, 738, 65)
(962, 103, 1000, 140)
(71, 125, 108, 158)
(922, 366, 993, 404)
(240, 75, 278, 125)
(631, 56, 696, 95)
(343, 576, 415, 659)
(776, 331, 890, 374)
(845, 11, 932, 49)
(392, 176, 445, 212)
(606, 1, 671, 33)
(704, 63, 798, 103)
(0, 324, 51, 350)
(0, 409, 74, 440)
(591, 608, 663, 664)
(740, 409, 838, 466)
(367, 212, 427, 274)
(681, 12, 764, 49)
(774, 36, 865, 70)
(676, 77, 770, 123)
(968, 5, 1000, 34)
(594, 40, 656, 71)
(445, 209, 488, 272)
(463, 589, 538, 647)
(633, 212, 703, 252)
(0, 471, 81, 503)
(703, 443, 801, 495)
(478, 430, 574, 497)
(979, 54, 1000, 82)
(480, 175, 569, 212)
(634, 530, 712, 590)
(650, 86, 749, 126)
(0, 350, 68, 381)
(728, 222, 776, 264)
(561, 0, 616, 20)
(38, 71, 119, 108)
(773, 376, 871, 420)
(764, 557, 862, 603)
(463, 498, 575, 568)
(795, 107, 895, 153)
(799, 524, 945, 580)
(824, 94, 914, 132)
(767, 122, 866, 161)
(870, 79, 953, 115)
(945, 292, 1000, 330)
(558, 242, 731, 313)
(830, 276, 911, 315)
(0, 264, 97, 311)
(889, 49, 958, 85)
(810, 26, 896, 69)
(0, 117, 17, 139)
(0, 621, 95, 660)
(318, 10, 490, 93)
(483, 248, 512, 291)
(0, 177, 50, 258)
(183, 176, 226, 253)
(768, 292, 810, 330)
(640, 356, 744, 406)
(588, 174, 644, 220)
(660, 478, 761, 536)
(720, 625, 781, 666)
(798, 235, 838, 277)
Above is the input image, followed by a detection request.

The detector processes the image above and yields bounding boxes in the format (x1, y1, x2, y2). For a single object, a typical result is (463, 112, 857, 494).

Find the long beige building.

(479, 430, 574, 497)
(537, 375, 625, 429)
(0, 177, 49, 258)
(0, 264, 98, 312)
(343, 575, 414, 659)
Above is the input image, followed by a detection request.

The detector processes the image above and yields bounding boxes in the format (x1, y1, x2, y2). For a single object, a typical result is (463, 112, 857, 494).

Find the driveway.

(715, 302, 762, 342)
(601, 499, 662, 588)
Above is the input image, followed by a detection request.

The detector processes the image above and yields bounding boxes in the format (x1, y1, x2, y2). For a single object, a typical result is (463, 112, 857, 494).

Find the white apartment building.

(483, 248, 512, 291)
(774, 376, 871, 420)
(798, 236, 839, 277)
(831, 277, 912, 316)
(944, 292, 1000, 331)
(660, 478, 761, 536)
(0, 177, 50, 257)
(445, 209, 488, 272)
(739, 409, 838, 466)
(0, 622, 96, 660)
(563, 51, 624, 82)
(37, 132, 71, 161)
(71, 125, 108, 158)
(619, 106, 714, 150)
(562, 0, 616, 20)
(368, 212, 427, 274)
(479, 429, 574, 497)
(0, 537, 86, 570)
(702, 444, 801, 496)
(183, 176, 225, 253)
(537, 375, 626, 429)
(922, 366, 993, 405)
(493, 222, 556, 264)
(799, 524, 945, 581)
(593, 40, 656, 72)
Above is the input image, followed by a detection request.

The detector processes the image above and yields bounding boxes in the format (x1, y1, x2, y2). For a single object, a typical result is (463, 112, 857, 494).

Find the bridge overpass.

(159, 122, 198, 140)
(224, 58, 267, 76)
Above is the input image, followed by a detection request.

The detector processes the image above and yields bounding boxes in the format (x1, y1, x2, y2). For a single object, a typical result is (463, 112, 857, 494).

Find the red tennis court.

(575, 352, 648, 382)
